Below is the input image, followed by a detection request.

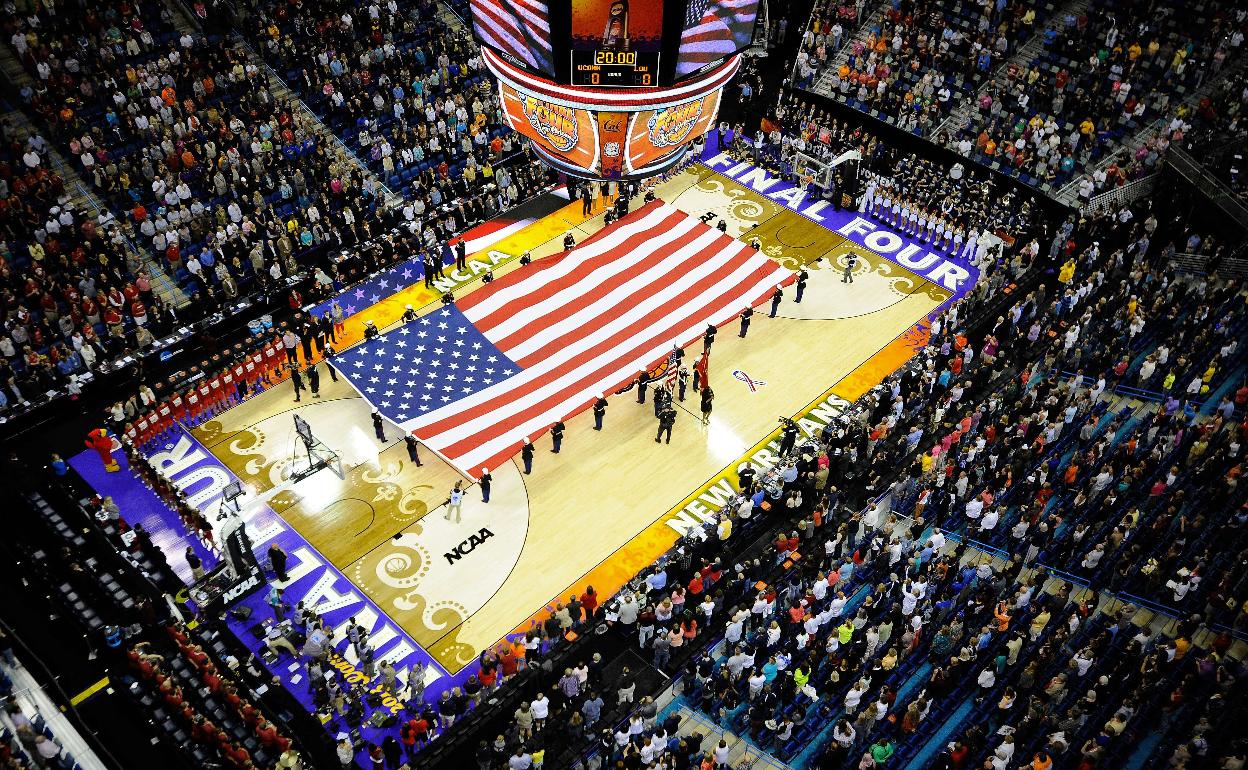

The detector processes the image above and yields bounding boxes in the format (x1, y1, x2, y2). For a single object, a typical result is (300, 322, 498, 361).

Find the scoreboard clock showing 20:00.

(571, 49, 660, 87)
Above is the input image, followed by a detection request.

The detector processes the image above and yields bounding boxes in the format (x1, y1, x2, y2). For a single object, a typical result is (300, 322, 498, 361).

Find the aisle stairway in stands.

(806, 0, 890, 95)
(934, 0, 1092, 194)
(658, 696, 793, 770)
(161, 0, 403, 211)
(0, 47, 187, 309)
(0, 657, 109, 770)
(437, 0, 470, 30)
(1055, 52, 1248, 207)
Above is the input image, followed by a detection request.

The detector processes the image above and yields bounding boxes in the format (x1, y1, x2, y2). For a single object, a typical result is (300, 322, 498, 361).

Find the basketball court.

(184, 159, 962, 674)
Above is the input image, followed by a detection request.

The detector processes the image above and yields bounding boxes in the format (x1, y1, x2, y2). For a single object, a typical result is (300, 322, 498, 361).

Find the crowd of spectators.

(247, 0, 536, 229)
(0, 111, 165, 418)
(802, 0, 869, 55)
(8, 0, 395, 304)
(0, 0, 557, 422)
(800, 0, 1057, 134)
(945, 0, 1246, 193)
(561, 189, 1246, 770)
(886, 230, 1248, 619)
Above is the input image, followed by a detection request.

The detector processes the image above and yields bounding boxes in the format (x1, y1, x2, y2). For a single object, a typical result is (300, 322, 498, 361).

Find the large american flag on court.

(470, 0, 554, 74)
(336, 202, 792, 478)
(677, 0, 760, 76)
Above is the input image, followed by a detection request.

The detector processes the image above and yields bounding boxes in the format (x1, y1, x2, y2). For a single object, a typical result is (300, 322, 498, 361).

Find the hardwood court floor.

(193, 166, 951, 673)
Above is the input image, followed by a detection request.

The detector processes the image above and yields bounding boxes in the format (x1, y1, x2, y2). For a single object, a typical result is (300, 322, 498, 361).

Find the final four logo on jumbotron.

(521, 95, 579, 153)
(647, 100, 704, 148)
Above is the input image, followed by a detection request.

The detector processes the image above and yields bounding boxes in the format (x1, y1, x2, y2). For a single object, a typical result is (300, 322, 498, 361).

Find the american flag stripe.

(459, 205, 675, 320)
(402, 203, 791, 474)
(432, 257, 785, 473)
(421, 227, 734, 437)
(471, 0, 553, 72)
(498, 226, 721, 363)
(475, 216, 707, 353)
(677, 0, 758, 75)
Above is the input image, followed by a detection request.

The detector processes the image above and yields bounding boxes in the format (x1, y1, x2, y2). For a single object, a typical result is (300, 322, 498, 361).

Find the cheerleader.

(890, 195, 902, 228)
(951, 226, 964, 255)
(916, 209, 928, 241)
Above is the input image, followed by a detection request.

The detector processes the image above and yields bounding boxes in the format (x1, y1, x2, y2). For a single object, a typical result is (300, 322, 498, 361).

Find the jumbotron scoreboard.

(470, 0, 759, 179)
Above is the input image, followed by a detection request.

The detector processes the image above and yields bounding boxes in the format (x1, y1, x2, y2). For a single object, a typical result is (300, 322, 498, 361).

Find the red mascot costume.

(85, 428, 120, 473)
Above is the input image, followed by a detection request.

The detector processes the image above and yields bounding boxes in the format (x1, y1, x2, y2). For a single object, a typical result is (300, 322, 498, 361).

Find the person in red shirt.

(239, 701, 261, 728)
(947, 740, 970, 769)
(163, 685, 184, 709)
(496, 644, 518, 680)
(409, 715, 430, 748)
(580, 586, 598, 620)
(127, 649, 156, 678)
(478, 658, 498, 690)
(201, 667, 222, 693)
(102, 306, 123, 333)
(255, 720, 289, 752)
(184, 644, 209, 670)
(190, 716, 216, 745)
(400, 719, 418, 755)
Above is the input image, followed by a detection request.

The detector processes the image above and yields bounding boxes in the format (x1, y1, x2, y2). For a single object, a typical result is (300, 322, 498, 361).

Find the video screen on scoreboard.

(675, 0, 759, 78)
(499, 83, 602, 175)
(570, 0, 663, 87)
(625, 90, 721, 173)
(471, 0, 556, 77)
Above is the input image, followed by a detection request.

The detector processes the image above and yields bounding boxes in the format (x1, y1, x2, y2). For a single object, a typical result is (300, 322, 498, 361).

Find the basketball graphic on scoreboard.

(499, 83, 601, 172)
(626, 90, 721, 174)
